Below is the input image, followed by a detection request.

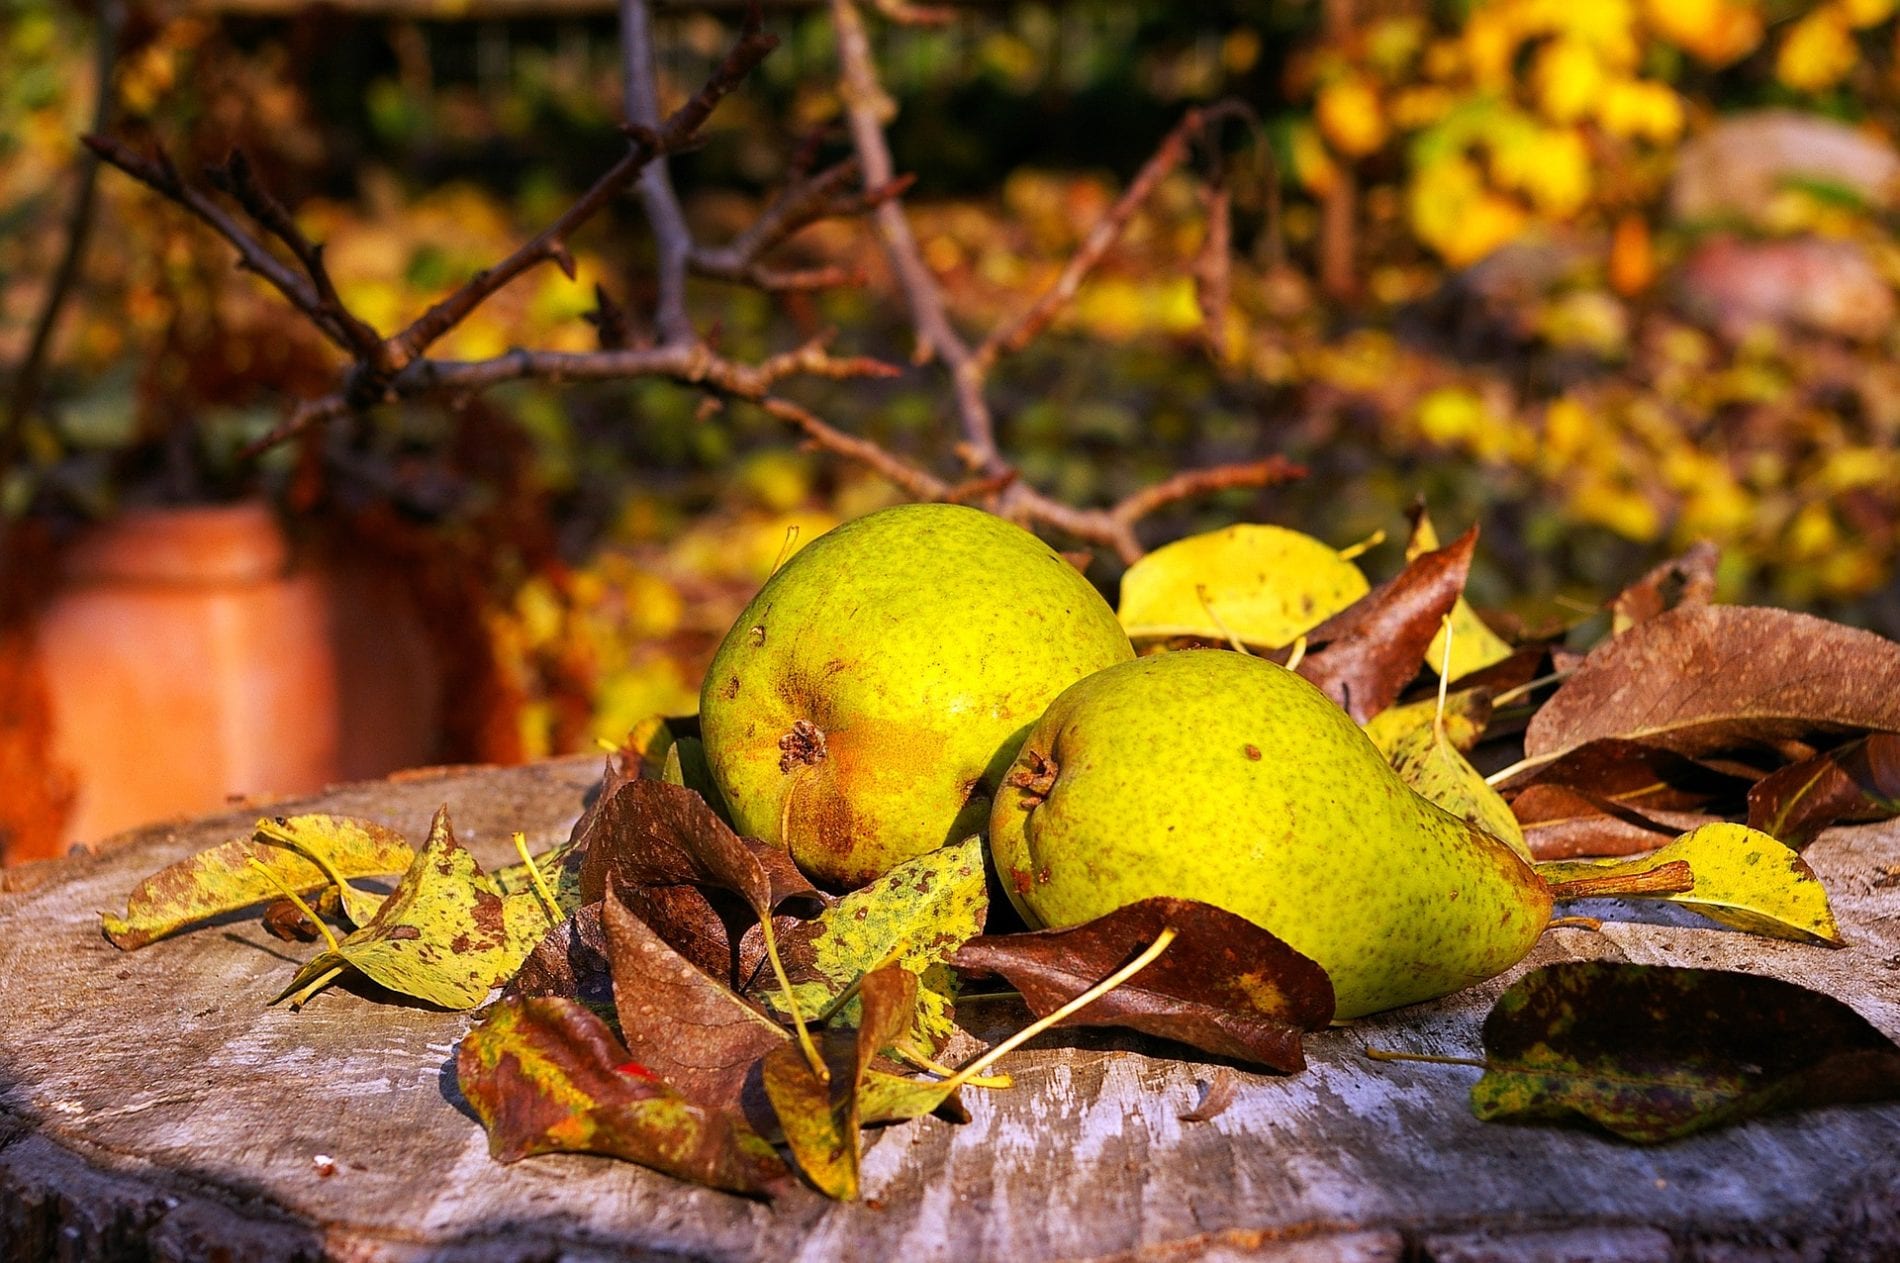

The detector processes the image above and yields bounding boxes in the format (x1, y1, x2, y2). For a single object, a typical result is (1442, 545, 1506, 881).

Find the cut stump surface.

(2, 756, 1898, 1262)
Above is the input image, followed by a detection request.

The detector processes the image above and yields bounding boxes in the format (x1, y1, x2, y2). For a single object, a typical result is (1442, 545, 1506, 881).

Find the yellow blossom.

(1777, 7, 1858, 92)
(1317, 76, 1389, 157)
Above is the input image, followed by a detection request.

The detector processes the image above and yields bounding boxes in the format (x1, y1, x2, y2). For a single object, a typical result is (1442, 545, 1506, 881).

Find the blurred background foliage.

(5, 0, 1900, 761)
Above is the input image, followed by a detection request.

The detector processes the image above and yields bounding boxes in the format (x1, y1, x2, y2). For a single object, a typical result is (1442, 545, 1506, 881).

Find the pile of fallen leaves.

(103, 515, 1900, 1198)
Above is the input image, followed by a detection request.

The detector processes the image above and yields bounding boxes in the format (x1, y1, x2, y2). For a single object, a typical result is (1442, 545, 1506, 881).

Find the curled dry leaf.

(103, 814, 413, 950)
(1115, 523, 1368, 649)
(1523, 605, 1900, 767)
(1406, 508, 1513, 682)
(502, 901, 614, 1008)
(1610, 540, 1719, 635)
(577, 778, 822, 919)
(1747, 734, 1900, 849)
(1297, 525, 1478, 723)
(952, 897, 1334, 1072)
(1469, 962, 1900, 1142)
(602, 894, 787, 1111)
(273, 807, 540, 1010)
(457, 995, 787, 1196)
(761, 838, 988, 1050)
(1537, 823, 1842, 945)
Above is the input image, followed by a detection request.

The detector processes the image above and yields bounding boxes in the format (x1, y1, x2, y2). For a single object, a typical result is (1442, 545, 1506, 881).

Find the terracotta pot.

(32, 502, 343, 852)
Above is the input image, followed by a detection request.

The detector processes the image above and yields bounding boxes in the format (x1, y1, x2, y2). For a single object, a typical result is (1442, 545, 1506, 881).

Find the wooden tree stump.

(2, 756, 1898, 1262)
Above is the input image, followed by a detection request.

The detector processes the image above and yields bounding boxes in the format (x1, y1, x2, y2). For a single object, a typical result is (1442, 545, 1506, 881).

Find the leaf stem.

(511, 831, 562, 925)
(1546, 915, 1604, 931)
(1363, 1046, 1489, 1069)
(1196, 584, 1252, 656)
(942, 927, 1177, 1090)
(246, 857, 341, 953)
(892, 1044, 1012, 1088)
(1432, 613, 1454, 740)
(1336, 528, 1385, 561)
(1282, 634, 1308, 673)
(759, 914, 829, 1083)
(256, 819, 361, 917)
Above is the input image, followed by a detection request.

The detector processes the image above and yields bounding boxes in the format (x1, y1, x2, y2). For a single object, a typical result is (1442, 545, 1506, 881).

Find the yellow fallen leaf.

(1118, 524, 1369, 650)
(1408, 510, 1513, 681)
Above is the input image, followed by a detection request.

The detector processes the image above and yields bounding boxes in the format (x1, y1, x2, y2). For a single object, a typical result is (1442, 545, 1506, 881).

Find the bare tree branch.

(5, 0, 125, 461)
(976, 100, 1251, 369)
(86, 135, 359, 352)
(392, 9, 777, 367)
(689, 159, 913, 292)
(760, 396, 950, 501)
(621, 0, 697, 345)
(829, 0, 998, 470)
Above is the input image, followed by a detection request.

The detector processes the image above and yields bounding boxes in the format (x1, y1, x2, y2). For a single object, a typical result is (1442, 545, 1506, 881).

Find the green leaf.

(103, 815, 413, 950)
(274, 807, 534, 1009)
(1537, 822, 1842, 945)
(457, 995, 787, 1195)
(1470, 962, 1900, 1142)
(761, 838, 988, 1049)
(1116, 524, 1368, 649)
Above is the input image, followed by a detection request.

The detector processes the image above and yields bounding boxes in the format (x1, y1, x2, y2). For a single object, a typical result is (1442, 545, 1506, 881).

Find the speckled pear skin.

(700, 503, 1135, 889)
(988, 650, 1552, 1018)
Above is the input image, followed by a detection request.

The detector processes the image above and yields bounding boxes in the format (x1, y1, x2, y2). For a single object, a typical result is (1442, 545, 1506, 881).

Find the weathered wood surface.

(2, 755, 1898, 1262)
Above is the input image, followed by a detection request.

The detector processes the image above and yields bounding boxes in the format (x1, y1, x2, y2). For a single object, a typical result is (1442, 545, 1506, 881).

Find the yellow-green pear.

(700, 504, 1134, 889)
(989, 650, 1551, 1018)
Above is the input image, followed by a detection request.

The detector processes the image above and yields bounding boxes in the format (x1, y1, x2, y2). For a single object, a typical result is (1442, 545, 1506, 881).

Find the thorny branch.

(82, 0, 1301, 564)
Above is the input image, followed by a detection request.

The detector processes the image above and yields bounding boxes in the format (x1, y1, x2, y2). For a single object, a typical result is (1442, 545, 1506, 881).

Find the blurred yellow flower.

(1645, 0, 1763, 65)
(1317, 76, 1389, 157)
(1534, 40, 1604, 124)
(1777, 7, 1858, 92)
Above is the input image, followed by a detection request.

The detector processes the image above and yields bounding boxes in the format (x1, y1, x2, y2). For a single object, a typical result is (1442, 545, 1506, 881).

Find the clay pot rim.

(60, 500, 291, 588)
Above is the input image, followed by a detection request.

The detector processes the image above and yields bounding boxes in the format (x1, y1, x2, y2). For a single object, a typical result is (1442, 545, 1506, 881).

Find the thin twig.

(977, 100, 1251, 369)
(391, 9, 777, 366)
(830, 0, 997, 469)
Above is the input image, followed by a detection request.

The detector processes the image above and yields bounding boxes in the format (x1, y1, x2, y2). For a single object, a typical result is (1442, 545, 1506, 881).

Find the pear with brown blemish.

(700, 504, 1134, 889)
(988, 650, 1552, 1018)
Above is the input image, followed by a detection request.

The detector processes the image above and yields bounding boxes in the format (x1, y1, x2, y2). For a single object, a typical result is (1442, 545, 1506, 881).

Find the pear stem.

(246, 857, 341, 954)
(1543, 860, 1694, 901)
(941, 927, 1177, 1091)
(892, 1044, 1012, 1088)
(1196, 584, 1252, 655)
(1363, 1046, 1488, 1069)
(759, 913, 828, 1083)
(512, 830, 562, 926)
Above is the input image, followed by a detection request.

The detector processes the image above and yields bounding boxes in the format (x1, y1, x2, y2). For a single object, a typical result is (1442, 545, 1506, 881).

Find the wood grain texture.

(3, 756, 1899, 1262)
